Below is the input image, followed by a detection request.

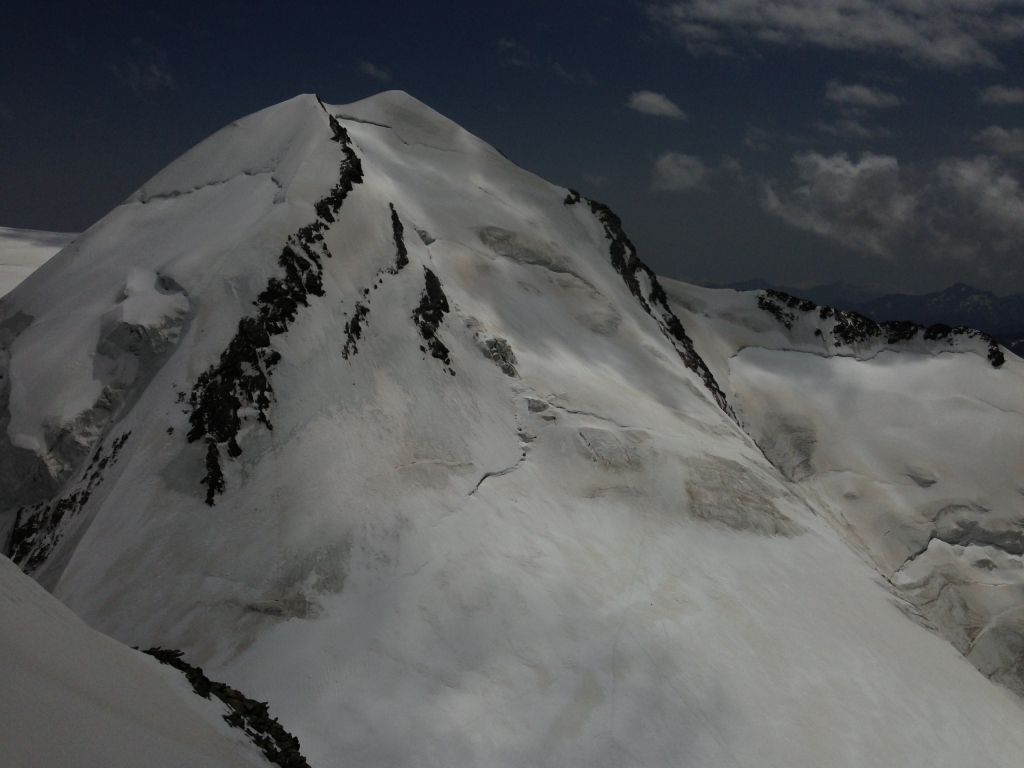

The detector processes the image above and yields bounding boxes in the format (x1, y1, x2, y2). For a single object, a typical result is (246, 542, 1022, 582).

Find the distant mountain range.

(715, 279, 1024, 357)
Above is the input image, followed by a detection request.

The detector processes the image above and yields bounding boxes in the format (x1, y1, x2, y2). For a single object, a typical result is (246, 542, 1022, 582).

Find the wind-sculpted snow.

(186, 110, 364, 505)
(685, 455, 802, 537)
(9, 92, 1024, 767)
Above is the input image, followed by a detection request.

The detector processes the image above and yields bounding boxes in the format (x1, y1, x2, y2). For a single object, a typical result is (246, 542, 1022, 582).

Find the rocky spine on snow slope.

(412, 267, 454, 371)
(565, 190, 733, 417)
(142, 647, 310, 768)
(758, 289, 1006, 367)
(185, 109, 364, 505)
(5, 432, 130, 572)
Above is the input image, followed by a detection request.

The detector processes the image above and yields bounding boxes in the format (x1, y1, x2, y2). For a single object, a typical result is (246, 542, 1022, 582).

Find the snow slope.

(665, 279, 1024, 697)
(3, 91, 1024, 766)
(0, 553, 273, 768)
(0, 227, 77, 298)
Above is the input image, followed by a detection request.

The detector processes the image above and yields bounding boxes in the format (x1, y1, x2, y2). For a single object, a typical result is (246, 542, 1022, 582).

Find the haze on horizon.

(3, 0, 1024, 295)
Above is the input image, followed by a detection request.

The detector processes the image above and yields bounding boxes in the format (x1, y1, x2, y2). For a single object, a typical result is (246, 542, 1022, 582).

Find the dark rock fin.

(584, 198, 732, 417)
(7, 432, 131, 572)
(388, 203, 409, 273)
(412, 268, 453, 369)
(142, 647, 311, 768)
(342, 303, 370, 359)
(564, 189, 581, 205)
(186, 114, 365, 503)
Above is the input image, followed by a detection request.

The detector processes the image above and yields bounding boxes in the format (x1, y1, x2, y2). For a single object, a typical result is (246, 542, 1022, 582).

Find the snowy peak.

(4, 92, 1024, 766)
(131, 93, 331, 205)
(335, 90, 506, 161)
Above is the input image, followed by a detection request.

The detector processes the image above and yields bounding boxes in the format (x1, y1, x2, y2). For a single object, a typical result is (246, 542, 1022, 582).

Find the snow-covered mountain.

(4, 91, 1024, 767)
(0, 227, 77, 298)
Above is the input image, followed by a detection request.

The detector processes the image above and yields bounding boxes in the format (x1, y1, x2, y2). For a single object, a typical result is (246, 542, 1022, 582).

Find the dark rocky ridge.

(341, 303, 370, 359)
(186, 104, 365, 505)
(5, 432, 131, 572)
(142, 647, 309, 768)
(725, 279, 1024, 358)
(387, 203, 409, 274)
(412, 267, 454, 371)
(757, 289, 1005, 368)
(566, 191, 733, 417)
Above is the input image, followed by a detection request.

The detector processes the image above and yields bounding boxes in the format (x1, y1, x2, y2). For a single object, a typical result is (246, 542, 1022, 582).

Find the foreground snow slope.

(3, 91, 1024, 766)
(0, 554, 270, 768)
(0, 227, 77, 297)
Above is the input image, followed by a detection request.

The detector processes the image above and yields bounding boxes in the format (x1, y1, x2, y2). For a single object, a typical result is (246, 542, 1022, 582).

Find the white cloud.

(980, 85, 1024, 104)
(648, 1, 1024, 68)
(359, 61, 391, 82)
(496, 39, 592, 83)
(762, 151, 915, 255)
(933, 156, 1024, 253)
(497, 38, 538, 69)
(652, 152, 709, 191)
(974, 126, 1024, 156)
(626, 91, 688, 119)
(815, 119, 892, 138)
(110, 39, 176, 96)
(762, 150, 1024, 270)
(825, 80, 901, 109)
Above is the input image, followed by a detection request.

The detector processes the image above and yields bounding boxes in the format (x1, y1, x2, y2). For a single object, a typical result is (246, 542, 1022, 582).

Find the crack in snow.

(467, 453, 526, 496)
(550, 404, 633, 431)
(136, 169, 281, 203)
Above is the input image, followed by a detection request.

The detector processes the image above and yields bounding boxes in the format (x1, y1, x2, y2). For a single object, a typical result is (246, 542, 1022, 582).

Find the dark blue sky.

(4, 1, 1024, 293)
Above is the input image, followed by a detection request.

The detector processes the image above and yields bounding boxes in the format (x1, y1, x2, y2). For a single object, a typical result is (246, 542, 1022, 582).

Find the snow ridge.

(758, 288, 1006, 367)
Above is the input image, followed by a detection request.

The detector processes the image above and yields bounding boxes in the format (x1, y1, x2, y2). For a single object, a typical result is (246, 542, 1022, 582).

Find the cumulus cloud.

(652, 152, 709, 191)
(974, 126, 1024, 156)
(359, 61, 391, 82)
(815, 118, 892, 138)
(825, 80, 901, 109)
(980, 85, 1024, 104)
(496, 39, 591, 83)
(648, 0, 1024, 68)
(626, 91, 688, 119)
(497, 38, 538, 69)
(762, 149, 1024, 270)
(762, 151, 915, 255)
(932, 156, 1024, 255)
(110, 39, 176, 96)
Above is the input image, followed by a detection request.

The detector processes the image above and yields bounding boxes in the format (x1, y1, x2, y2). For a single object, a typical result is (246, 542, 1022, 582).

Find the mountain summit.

(4, 91, 1024, 767)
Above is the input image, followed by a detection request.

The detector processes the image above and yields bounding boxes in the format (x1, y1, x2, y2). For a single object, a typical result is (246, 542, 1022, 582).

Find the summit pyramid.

(4, 92, 1024, 767)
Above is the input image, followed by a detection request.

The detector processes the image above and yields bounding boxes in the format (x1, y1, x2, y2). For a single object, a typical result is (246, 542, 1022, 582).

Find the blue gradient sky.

(4, 1, 1024, 293)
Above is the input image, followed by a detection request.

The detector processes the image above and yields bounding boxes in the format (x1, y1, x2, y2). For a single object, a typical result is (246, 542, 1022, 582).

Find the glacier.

(3, 91, 1024, 767)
